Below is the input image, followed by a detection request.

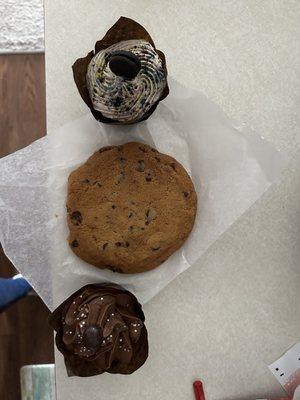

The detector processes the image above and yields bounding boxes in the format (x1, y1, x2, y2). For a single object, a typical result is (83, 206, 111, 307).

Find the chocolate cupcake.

(73, 16, 169, 124)
(49, 283, 148, 377)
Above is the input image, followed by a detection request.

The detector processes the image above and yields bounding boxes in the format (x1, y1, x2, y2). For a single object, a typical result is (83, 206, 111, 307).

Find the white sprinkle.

(134, 329, 137, 333)
(79, 295, 83, 298)
(119, 338, 123, 342)
(81, 313, 85, 317)
(127, 349, 130, 352)
(109, 334, 112, 338)
(72, 301, 76, 304)
(119, 345, 122, 348)
(100, 297, 104, 301)
(107, 318, 110, 322)
(111, 313, 115, 316)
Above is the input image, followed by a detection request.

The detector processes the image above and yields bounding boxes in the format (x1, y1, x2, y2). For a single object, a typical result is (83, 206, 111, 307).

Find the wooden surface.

(0, 53, 54, 400)
(0, 54, 47, 156)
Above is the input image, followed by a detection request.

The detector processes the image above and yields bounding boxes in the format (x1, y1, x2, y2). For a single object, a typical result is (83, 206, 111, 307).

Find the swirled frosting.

(86, 39, 167, 123)
(50, 284, 148, 376)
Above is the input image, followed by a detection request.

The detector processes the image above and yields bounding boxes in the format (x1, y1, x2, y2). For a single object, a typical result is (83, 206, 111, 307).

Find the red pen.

(193, 380, 205, 400)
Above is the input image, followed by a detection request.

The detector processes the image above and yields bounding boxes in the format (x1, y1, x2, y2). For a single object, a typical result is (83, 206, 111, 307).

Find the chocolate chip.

(170, 163, 176, 171)
(138, 146, 147, 153)
(71, 240, 79, 248)
(120, 157, 126, 166)
(102, 243, 108, 250)
(83, 179, 90, 184)
(115, 242, 122, 247)
(151, 148, 158, 153)
(155, 157, 161, 163)
(145, 174, 152, 182)
(183, 191, 189, 198)
(125, 241, 130, 247)
(82, 325, 103, 348)
(71, 211, 82, 225)
(109, 51, 141, 80)
(136, 160, 145, 172)
(112, 205, 116, 209)
(129, 226, 134, 232)
(128, 211, 134, 218)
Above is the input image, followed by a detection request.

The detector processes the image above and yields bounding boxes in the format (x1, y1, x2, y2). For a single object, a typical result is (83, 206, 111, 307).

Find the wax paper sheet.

(0, 79, 287, 310)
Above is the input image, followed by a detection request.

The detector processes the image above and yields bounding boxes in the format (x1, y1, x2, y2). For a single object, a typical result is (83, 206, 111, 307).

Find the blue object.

(0, 276, 32, 312)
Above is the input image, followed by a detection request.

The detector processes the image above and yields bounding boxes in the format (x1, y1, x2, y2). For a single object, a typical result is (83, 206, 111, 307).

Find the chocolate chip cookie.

(67, 142, 197, 273)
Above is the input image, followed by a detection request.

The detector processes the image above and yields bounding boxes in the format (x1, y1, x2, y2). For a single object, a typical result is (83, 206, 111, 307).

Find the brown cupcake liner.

(72, 16, 169, 125)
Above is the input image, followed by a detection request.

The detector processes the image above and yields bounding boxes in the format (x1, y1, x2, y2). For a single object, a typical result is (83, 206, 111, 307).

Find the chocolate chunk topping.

(109, 51, 141, 80)
(82, 325, 103, 349)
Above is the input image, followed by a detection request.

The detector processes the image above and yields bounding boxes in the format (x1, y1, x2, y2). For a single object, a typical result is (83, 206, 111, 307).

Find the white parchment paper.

(0, 79, 287, 310)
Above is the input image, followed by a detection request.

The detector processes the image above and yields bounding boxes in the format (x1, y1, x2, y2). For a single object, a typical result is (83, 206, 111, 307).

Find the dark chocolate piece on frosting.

(82, 325, 103, 349)
(109, 51, 141, 80)
(72, 16, 169, 125)
(49, 283, 148, 377)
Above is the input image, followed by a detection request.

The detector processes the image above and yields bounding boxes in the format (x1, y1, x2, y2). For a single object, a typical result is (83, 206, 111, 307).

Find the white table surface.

(44, 1, 300, 399)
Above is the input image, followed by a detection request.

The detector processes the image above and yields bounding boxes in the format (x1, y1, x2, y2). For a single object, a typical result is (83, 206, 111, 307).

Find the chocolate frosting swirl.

(49, 284, 148, 377)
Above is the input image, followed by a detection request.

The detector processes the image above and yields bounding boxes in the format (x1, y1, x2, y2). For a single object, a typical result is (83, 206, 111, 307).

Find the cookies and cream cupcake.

(73, 17, 169, 124)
